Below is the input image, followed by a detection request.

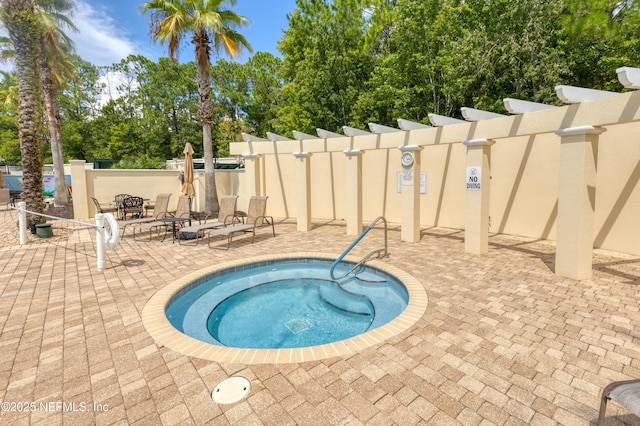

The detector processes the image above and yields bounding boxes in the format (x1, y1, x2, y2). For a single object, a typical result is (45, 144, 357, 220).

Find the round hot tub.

(142, 254, 428, 364)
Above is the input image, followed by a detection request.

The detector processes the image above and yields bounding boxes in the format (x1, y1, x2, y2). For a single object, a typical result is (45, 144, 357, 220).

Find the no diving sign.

(466, 167, 482, 191)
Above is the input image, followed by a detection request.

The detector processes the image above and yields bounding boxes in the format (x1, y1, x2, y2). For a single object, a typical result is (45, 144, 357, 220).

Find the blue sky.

(62, 0, 297, 67)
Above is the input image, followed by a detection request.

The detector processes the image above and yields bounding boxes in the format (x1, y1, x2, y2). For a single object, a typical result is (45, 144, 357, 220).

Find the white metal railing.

(10, 202, 114, 271)
(330, 216, 389, 280)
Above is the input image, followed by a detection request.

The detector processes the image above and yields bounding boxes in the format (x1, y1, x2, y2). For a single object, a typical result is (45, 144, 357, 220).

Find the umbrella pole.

(188, 196, 192, 226)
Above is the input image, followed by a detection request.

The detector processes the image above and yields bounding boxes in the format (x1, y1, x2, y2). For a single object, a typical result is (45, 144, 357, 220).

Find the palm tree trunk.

(40, 57, 68, 207)
(202, 122, 218, 215)
(194, 32, 219, 216)
(4, 4, 45, 224)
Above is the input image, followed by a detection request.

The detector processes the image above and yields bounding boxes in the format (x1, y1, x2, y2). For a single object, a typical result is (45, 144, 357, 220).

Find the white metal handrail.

(330, 216, 388, 280)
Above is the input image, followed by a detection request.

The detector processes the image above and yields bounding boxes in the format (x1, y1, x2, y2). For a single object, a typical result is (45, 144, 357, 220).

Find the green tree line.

(2, 0, 639, 170)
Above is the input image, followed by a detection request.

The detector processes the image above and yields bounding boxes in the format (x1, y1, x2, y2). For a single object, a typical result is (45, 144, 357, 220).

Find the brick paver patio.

(0, 212, 639, 425)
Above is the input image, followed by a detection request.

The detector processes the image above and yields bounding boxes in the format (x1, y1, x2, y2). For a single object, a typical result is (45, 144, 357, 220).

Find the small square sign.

(466, 167, 482, 191)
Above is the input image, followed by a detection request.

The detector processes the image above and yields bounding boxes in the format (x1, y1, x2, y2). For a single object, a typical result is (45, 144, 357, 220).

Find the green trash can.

(36, 224, 53, 238)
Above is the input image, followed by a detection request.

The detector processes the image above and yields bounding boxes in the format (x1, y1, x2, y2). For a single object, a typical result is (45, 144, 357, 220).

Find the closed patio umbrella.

(182, 142, 196, 226)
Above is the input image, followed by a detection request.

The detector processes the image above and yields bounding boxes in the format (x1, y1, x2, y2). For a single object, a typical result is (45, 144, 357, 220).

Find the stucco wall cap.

(463, 139, 496, 147)
(555, 126, 607, 137)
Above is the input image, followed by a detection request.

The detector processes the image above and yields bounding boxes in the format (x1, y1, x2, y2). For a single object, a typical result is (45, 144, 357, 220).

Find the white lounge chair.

(91, 196, 118, 215)
(133, 195, 192, 241)
(177, 195, 238, 245)
(598, 378, 640, 425)
(0, 188, 11, 221)
(118, 193, 171, 236)
(207, 196, 274, 249)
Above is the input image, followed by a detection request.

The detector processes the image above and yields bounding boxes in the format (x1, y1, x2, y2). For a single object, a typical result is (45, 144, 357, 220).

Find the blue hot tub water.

(165, 259, 409, 349)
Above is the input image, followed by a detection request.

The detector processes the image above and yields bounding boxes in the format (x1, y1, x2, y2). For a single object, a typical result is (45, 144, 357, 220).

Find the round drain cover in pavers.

(212, 376, 251, 404)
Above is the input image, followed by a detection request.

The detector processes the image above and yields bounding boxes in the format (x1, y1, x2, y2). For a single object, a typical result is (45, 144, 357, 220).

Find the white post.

(293, 152, 313, 232)
(95, 213, 106, 272)
(18, 201, 27, 245)
(241, 153, 262, 197)
(463, 138, 495, 254)
(554, 125, 604, 280)
(398, 145, 423, 243)
(344, 150, 364, 235)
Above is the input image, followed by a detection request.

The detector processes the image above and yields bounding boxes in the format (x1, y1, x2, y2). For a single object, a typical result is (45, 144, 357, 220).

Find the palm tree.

(37, 4, 76, 207)
(365, 0, 396, 54)
(0, 69, 18, 112)
(142, 0, 252, 215)
(1, 2, 76, 211)
(0, 0, 46, 224)
(0, 70, 18, 188)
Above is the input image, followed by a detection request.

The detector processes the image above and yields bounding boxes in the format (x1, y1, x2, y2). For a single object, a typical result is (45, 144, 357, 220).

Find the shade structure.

(182, 142, 195, 226)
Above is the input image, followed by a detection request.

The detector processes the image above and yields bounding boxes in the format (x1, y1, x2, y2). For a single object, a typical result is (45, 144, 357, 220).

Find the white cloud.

(97, 70, 140, 106)
(0, 2, 151, 74)
(71, 1, 136, 66)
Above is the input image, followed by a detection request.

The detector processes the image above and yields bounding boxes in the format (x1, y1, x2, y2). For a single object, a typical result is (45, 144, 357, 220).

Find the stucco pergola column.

(463, 139, 495, 254)
(241, 153, 262, 197)
(343, 150, 364, 235)
(398, 145, 423, 243)
(69, 160, 89, 219)
(554, 125, 605, 280)
(293, 152, 312, 231)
